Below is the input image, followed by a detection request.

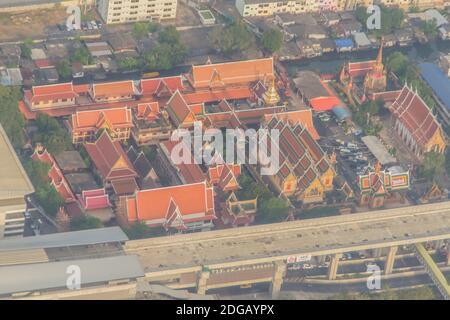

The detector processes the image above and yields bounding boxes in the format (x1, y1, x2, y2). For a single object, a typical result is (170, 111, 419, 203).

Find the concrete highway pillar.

(384, 246, 398, 275)
(327, 253, 342, 280)
(373, 248, 383, 258)
(446, 246, 450, 266)
(270, 261, 286, 299)
(197, 269, 210, 295)
(317, 255, 326, 264)
(434, 240, 444, 250)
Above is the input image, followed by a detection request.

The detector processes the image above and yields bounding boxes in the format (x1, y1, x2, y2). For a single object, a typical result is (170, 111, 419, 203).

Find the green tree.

(386, 52, 409, 77)
(258, 197, 289, 223)
(56, 59, 72, 80)
(36, 185, 64, 217)
(117, 56, 141, 71)
(132, 21, 160, 39)
(125, 222, 166, 239)
(70, 215, 103, 231)
(33, 113, 72, 155)
(0, 86, 25, 148)
(421, 19, 438, 40)
(260, 28, 283, 54)
(419, 151, 445, 182)
(71, 42, 92, 65)
(144, 26, 186, 70)
(208, 21, 255, 56)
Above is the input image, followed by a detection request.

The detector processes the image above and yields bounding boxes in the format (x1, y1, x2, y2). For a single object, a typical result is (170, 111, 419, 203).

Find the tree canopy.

(70, 215, 103, 231)
(132, 21, 160, 39)
(24, 159, 64, 217)
(208, 21, 256, 56)
(33, 113, 72, 155)
(125, 222, 166, 239)
(0, 85, 25, 148)
(144, 26, 186, 70)
(56, 59, 72, 80)
(419, 151, 446, 183)
(260, 28, 283, 54)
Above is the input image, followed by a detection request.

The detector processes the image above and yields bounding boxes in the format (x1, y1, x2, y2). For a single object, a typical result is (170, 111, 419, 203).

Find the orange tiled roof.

(189, 58, 274, 89)
(92, 80, 137, 99)
(126, 181, 215, 224)
(264, 109, 320, 140)
(184, 87, 253, 104)
(161, 140, 206, 184)
(71, 107, 133, 132)
(84, 131, 137, 181)
(140, 76, 184, 96)
(389, 85, 442, 147)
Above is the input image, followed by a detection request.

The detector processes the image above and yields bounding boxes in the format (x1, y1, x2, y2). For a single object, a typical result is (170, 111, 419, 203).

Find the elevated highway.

(125, 201, 450, 297)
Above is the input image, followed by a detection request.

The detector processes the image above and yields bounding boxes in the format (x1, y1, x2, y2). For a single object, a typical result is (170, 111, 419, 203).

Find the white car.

(302, 264, 314, 269)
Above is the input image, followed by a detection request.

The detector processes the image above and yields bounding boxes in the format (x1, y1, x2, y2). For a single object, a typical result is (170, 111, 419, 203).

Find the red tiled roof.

(189, 58, 274, 89)
(111, 178, 139, 196)
(27, 82, 77, 105)
(389, 85, 442, 148)
(84, 131, 137, 182)
(78, 188, 111, 211)
(126, 181, 215, 225)
(348, 60, 376, 77)
(70, 107, 133, 133)
(184, 87, 253, 104)
(140, 76, 184, 96)
(34, 59, 54, 69)
(264, 109, 320, 140)
(91, 80, 136, 99)
(161, 140, 206, 184)
(31, 148, 76, 203)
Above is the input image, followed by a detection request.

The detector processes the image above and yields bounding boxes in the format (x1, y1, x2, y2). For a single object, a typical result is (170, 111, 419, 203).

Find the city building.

(261, 117, 335, 204)
(97, 0, 178, 24)
(68, 107, 134, 143)
(31, 147, 76, 203)
(235, 0, 341, 17)
(84, 131, 138, 189)
(356, 162, 410, 209)
(186, 58, 274, 90)
(122, 181, 215, 232)
(389, 84, 446, 159)
(0, 125, 34, 239)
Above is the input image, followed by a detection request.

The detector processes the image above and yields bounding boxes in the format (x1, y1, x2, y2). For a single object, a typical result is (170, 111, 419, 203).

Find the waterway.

(283, 41, 450, 76)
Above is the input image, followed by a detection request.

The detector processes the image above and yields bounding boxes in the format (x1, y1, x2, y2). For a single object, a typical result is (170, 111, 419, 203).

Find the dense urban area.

(1, 0, 450, 301)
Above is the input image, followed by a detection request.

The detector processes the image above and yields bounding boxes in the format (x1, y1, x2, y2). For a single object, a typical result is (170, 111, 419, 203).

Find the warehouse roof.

(0, 255, 144, 296)
(0, 227, 128, 252)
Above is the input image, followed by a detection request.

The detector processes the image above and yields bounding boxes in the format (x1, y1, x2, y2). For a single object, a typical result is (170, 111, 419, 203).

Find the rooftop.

(0, 255, 144, 296)
(0, 125, 34, 201)
(0, 227, 128, 252)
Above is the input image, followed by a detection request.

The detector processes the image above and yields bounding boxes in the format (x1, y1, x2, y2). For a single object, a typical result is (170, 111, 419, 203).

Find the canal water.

(283, 41, 450, 76)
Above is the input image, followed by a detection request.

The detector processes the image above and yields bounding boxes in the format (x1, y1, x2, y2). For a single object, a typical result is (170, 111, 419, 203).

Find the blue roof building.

(419, 62, 450, 112)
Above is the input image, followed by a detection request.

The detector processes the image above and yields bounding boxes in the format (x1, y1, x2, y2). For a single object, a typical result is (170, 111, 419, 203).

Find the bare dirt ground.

(0, 7, 68, 42)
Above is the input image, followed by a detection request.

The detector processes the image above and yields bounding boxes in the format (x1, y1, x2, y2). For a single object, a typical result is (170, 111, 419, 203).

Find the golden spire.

(376, 38, 383, 67)
(263, 79, 280, 105)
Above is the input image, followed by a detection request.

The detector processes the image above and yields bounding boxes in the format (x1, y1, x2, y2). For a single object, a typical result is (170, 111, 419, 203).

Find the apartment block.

(0, 125, 34, 240)
(235, 0, 373, 17)
(97, 0, 177, 24)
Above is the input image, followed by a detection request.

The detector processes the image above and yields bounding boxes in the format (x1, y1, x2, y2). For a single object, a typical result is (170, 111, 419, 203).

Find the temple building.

(363, 42, 387, 94)
(84, 131, 138, 192)
(389, 84, 446, 159)
(339, 42, 387, 102)
(121, 181, 215, 232)
(356, 163, 410, 209)
(186, 58, 275, 90)
(260, 117, 335, 204)
(68, 107, 133, 143)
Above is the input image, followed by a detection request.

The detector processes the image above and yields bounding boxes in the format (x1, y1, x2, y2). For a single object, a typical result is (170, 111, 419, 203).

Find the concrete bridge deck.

(125, 202, 450, 274)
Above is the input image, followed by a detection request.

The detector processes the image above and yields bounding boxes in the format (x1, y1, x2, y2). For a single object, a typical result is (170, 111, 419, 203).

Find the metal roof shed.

(361, 135, 396, 165)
